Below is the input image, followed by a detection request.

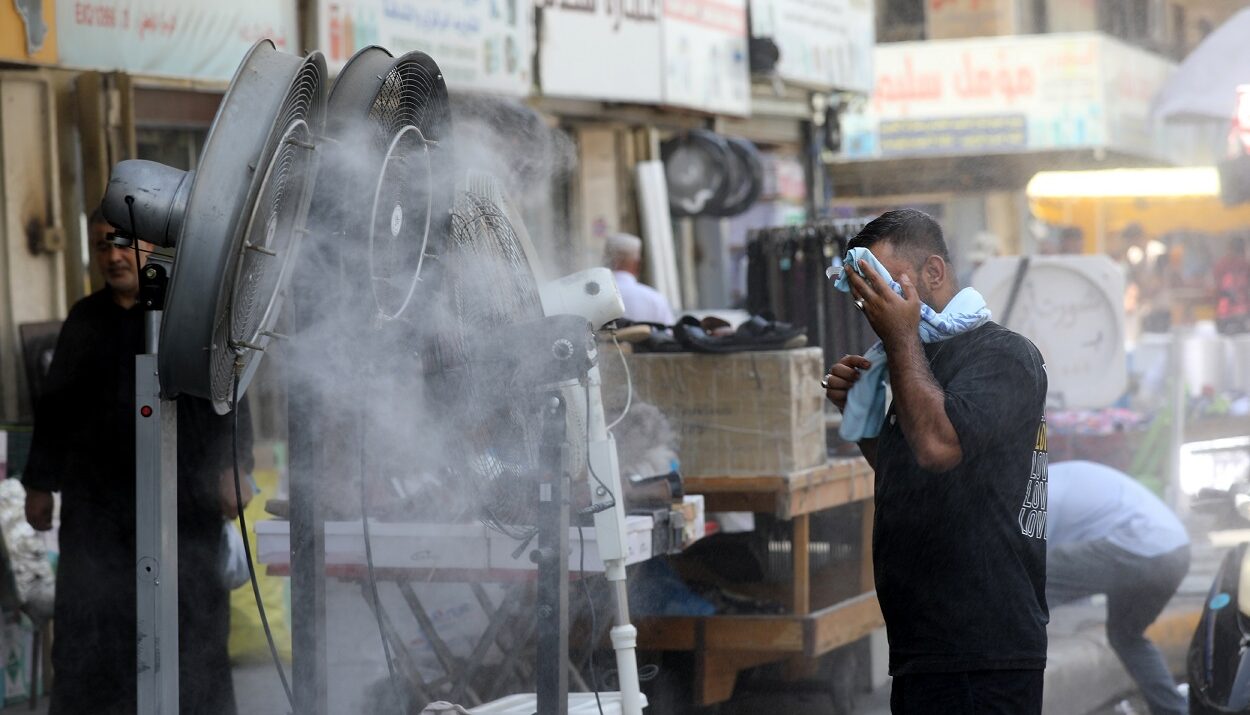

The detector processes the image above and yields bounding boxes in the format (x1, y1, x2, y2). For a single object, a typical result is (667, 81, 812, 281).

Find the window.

(878, 0, 925, 42)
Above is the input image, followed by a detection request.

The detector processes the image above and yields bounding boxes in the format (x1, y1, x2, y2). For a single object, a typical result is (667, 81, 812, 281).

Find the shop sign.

(1, 0, 57, 64)
(878, 115, 1027, 156)
(57, 0, 297, 81)
(748, 0, 873, 94)
(538, 0, 664, 104)
(317, 0, 533, 96)
(842, 33, 1174, 160)
(661, 0, 750, 115)
(1100, 35, 1177, 158)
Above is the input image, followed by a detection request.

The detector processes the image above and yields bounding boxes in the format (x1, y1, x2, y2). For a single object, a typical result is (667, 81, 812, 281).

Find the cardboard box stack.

(601, 347, 826, 477)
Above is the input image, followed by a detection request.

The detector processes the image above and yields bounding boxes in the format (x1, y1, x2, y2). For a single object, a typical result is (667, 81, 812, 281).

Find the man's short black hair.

(847, 209, 951, 267)
(88, 205, 108, 227)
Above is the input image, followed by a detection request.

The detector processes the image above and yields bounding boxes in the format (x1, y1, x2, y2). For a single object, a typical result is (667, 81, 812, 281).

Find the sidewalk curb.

(1042, 606, 1200, 715)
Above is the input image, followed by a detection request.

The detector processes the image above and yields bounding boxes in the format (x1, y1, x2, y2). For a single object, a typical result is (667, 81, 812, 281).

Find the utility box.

(602, 347, 826, 477)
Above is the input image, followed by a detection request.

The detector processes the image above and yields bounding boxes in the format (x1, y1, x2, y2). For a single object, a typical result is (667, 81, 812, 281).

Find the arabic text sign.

(879, 115, 1027, 156)
(318, 0, 533, 96)
(844, 33, 1116, 157)
(57, 0, 297, 81)
(748, 0, 873, 93)
(662, 0, 750, 115)
(539, 0, 664, 104)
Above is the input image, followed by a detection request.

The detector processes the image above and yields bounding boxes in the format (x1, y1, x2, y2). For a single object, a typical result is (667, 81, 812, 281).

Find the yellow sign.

(1, 0, 58, 64)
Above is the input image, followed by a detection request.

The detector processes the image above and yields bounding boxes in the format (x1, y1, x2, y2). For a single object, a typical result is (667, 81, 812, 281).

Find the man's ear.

(923, 255, 946, 290)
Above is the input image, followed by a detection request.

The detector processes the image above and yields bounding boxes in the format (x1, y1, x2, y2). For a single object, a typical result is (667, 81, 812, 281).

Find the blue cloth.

(831, 247, 991, 441)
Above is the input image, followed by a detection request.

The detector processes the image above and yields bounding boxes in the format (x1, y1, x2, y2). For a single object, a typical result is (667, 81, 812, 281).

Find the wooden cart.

(636, 457, 883, 707)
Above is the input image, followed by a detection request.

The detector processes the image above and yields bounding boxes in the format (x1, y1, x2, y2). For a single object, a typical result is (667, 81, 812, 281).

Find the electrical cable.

(605, 332, 632, 432)
(577, 524, 606, 715)
(232, 371, 295, 712)
(584, 383, 617, 511)
(360, 416, 404, 710)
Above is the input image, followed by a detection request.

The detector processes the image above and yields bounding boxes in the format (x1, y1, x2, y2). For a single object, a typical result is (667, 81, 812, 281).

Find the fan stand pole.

(535, 394, 571, 715)
(585, 363, 644, 715)
(135, 256, 179, 715)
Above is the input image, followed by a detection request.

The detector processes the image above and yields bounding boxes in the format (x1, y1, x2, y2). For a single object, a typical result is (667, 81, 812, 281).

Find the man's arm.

(883, 332, 961, 472)
(824, 354, 880, 470)
(846, 264, 962, 472)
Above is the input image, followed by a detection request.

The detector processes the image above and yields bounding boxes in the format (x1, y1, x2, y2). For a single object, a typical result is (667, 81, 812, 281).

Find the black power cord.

(232, 371, 295, 711)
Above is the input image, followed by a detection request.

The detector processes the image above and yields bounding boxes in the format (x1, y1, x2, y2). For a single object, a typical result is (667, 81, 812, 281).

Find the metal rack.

(746, 219, 875, 368)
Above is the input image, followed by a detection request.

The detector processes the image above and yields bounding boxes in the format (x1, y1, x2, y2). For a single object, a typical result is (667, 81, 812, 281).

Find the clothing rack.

(746, 219, 875, 369)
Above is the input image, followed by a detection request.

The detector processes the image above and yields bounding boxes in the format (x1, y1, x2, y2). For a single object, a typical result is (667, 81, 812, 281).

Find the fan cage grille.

(429, 190, 546, 536)
(211, 58, 324, 407)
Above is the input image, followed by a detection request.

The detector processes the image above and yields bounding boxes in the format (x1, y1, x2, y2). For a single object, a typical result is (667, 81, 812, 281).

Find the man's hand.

(25, 489, 53, 531)
(219, 469, 253, 520)
(846, 260, 922, 347)
(824, 354, 872, 412)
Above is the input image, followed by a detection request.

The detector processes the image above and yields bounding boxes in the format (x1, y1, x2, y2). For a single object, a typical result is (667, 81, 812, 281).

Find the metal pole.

(136, 309, 179, 715)
(1169, 326, 1187, 509)
(585, 360, 643, 715)
(290, 240, 329, 714)
(290, 378, 328, 715)
(535, 395, 570, 715)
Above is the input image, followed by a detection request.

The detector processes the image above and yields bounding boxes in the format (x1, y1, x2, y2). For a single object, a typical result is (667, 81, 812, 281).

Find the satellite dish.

(102, 40, 328, 413)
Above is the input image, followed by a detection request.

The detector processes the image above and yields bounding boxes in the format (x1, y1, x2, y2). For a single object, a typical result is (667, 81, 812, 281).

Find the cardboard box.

(602, 348, 827, 477)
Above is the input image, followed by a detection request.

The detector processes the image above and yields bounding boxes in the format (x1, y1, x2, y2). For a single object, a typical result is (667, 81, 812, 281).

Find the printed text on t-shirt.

(1018, 418, 1048, 539)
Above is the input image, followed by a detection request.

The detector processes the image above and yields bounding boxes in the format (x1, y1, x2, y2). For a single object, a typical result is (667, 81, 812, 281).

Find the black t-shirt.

(873, 321, 1049, 675)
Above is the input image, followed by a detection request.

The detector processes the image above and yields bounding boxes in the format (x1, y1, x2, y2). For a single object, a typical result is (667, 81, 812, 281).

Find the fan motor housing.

(102, 161, 194, 247)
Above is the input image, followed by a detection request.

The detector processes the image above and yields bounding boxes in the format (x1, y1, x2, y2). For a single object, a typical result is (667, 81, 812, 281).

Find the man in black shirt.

(824, 210, 1048, 714)
(23, 209, 254, 715)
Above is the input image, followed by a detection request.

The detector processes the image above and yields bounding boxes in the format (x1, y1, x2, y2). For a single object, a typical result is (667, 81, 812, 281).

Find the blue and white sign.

(318, 0, 534, 96)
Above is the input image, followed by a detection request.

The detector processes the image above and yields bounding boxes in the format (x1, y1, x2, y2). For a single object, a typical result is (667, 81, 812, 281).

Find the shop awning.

(1027, 167, 1250, 239)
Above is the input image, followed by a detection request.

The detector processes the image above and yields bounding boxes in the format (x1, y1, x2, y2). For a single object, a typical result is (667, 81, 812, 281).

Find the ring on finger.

(854, 299, 865, 311)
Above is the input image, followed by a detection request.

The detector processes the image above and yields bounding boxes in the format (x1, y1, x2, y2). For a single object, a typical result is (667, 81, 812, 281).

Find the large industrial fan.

(99, 40, 327, 715)
(291, 46, 644, 714)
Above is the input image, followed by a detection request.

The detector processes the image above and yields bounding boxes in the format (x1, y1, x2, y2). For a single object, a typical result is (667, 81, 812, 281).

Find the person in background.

(1047, 460, 1190, 715)
(606, 232, 676, 325)
(1214, 236, 1250, 334)
(823, 209, 1049, 714)
(1058, 226, 1086, 254)
(23, 207, 254, 715)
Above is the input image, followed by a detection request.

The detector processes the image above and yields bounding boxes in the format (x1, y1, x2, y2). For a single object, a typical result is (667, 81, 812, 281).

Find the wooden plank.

(782, 467, 874, 518)
(702, 616, 805, 652)
(792, 514, 810, 614)
(684, 458, 874, 518)
(643, 603, 876, 657)
(684, 474, 786, 493)
(636, 616, 697, 651)
(696, 649, 781, 706)
(808, 592, 885, 657)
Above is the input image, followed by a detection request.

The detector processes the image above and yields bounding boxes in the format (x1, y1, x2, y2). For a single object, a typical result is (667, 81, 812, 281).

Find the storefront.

(829, 32, 1186, 261)
(0, 2, 66, 422)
